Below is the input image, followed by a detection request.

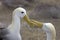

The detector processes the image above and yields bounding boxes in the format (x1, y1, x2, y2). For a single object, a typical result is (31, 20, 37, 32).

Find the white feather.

(42, 23, 56, 40)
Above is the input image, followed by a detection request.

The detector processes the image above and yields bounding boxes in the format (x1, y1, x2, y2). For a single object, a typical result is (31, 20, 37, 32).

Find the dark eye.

(21, 12, 24, 14)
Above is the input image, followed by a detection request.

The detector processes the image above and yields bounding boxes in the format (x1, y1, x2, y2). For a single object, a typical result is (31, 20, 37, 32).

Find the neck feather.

(42, 23, 56, 40)
(46, 32, 56, 40)
(8, 13, 20, 33)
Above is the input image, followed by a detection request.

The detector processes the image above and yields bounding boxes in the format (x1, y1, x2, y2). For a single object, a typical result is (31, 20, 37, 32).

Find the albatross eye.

(21, 12, 24, 14)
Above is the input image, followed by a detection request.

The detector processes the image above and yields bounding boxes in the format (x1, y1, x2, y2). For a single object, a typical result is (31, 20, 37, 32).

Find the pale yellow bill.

(23, 15, 43, 28)
(31, 19, 43, 28)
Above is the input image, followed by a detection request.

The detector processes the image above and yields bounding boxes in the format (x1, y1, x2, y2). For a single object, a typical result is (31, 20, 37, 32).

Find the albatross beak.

(23, 15, 34, 27)
(23, 15, 30, 24)
(23, 15, 43, 28)
(31, 19, 43, 28)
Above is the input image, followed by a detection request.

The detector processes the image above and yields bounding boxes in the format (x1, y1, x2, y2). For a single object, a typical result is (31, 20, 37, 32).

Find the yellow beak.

(31, 19, 43, 28)
(23, 15, 31, 25)
(23, 15, 43, 28)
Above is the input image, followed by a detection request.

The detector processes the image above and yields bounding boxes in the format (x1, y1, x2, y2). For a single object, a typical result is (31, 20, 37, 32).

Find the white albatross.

(0, 7, 33, 40)
(6, 7, 35, 40)
(30, 20, 56, 40)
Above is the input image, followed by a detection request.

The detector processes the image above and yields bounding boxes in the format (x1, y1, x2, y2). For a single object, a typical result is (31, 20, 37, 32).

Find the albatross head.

(13, 7, 43, 28)
(13, 7, 32, 24)
(13, 7, 26, 18)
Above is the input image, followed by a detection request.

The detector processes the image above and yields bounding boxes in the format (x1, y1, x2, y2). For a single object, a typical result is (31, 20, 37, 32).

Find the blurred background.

(0, 0, 60, 40)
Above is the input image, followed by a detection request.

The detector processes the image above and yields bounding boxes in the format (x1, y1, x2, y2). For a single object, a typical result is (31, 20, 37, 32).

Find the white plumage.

(42, 23, 56, 40)
(0, 7, 26, 40)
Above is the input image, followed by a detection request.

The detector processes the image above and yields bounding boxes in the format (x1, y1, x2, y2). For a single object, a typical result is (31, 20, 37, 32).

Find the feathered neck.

(8, 13, 20, 33)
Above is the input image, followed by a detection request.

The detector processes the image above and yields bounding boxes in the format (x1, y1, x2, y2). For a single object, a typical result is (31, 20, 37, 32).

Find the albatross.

(0, 7, 33, 40)
(30, 20, 56, 40)
(0, 7, 56, 40)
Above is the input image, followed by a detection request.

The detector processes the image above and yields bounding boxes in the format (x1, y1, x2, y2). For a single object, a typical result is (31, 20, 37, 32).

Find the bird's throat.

(8, 14, 20, 33)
